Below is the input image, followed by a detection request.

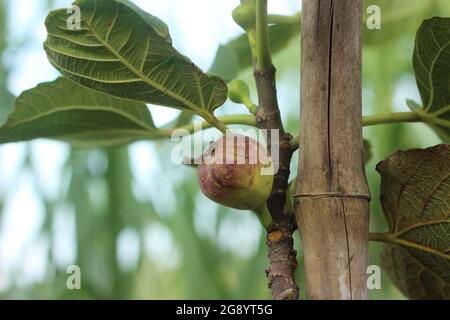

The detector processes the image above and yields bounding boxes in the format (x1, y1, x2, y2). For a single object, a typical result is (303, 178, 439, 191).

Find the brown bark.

(252, 36, 298, 301)
(295, 0, 370, 299)
(254, 67, 299, 301)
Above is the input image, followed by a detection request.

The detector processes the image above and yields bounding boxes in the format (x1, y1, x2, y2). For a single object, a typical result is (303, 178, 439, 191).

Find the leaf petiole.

(362, 111, 422, 126)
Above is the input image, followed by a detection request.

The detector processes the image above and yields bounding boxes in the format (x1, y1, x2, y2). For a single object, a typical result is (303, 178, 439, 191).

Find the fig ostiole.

(197, 134, 274, 228)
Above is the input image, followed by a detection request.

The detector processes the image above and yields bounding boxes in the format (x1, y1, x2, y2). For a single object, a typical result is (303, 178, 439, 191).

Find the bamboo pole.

(295, 0, 370, 299)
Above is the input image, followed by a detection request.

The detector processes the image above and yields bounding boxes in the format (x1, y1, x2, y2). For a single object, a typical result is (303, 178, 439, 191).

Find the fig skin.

(197, 134, 274, 211)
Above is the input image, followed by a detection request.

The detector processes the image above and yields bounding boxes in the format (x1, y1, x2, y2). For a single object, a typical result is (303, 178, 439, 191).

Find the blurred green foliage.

(0, 0, 448, 300)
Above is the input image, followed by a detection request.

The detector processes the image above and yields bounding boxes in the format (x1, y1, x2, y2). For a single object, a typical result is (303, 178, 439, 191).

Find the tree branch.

(253, 0, 298, 300)
(289, 111, 426, 152)
(162, 114, 257, 137)
(256, 0, 272, 71)
(296, 0, 369, 299)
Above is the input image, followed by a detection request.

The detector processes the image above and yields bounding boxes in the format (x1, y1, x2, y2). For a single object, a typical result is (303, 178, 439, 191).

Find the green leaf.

(209, 17, 300, 81)
(363, 0, 431, 46)
(412, 17, 450, 142)
(0, 77, 164, 147)
(377, 144, 450, 299)
(44, 0, 227, 116)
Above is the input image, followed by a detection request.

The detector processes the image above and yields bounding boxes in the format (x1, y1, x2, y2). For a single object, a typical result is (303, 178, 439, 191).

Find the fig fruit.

(228, 79, 257, 114)
(197, 134, 273, 211)
(232, 2, 256, 31)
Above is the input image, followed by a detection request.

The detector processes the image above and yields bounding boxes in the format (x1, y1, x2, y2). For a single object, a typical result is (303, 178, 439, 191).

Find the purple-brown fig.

(197, 134, 274, 211)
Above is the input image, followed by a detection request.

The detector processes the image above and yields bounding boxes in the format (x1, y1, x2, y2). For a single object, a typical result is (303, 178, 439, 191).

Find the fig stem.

(255, 206, 273, 229)
(242, 99, 258, 115)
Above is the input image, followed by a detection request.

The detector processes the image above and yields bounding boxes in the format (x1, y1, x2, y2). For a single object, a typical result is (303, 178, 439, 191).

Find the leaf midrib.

(396, 245, 450, 288)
